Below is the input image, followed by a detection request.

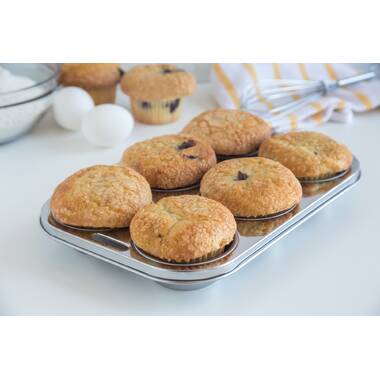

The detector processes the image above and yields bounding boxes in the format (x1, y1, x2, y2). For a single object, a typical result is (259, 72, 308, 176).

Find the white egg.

(81, 104, 134, 147)
(53, 87, 94, 130)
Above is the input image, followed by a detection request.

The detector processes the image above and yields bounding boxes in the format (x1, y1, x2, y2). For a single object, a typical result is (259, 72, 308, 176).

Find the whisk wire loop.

(240, 67, 378, 124)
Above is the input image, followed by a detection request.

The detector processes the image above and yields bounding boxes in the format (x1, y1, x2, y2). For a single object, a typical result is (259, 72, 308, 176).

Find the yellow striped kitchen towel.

(211, 63, 380, 131)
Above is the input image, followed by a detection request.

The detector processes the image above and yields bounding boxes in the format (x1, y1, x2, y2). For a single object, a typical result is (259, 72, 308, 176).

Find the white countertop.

(1, 83, 379, 315)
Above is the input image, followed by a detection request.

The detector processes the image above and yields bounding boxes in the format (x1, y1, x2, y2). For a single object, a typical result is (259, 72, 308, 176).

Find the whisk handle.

(325, 70, 378, 92)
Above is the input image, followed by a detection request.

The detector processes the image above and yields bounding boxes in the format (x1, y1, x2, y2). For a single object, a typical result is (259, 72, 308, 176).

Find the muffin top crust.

(182, 109, 272, 155)
(130, 195, 237, 263)
(200, 157, 302, 217)
(258, 131, 353, 179)
(120, 64, 196, 101)
(58, 63, 121, 89)
(51, 165, 152, 228)
(121, 134, 216, 189)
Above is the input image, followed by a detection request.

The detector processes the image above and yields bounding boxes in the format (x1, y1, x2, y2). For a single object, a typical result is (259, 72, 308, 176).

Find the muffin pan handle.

(91, 233, 131, 252)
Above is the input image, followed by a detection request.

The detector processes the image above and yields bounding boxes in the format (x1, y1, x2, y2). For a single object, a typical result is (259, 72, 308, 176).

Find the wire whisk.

(240, 64, 379, 122)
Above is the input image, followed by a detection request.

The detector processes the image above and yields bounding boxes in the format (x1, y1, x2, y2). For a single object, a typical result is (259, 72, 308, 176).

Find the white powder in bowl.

(0, 66, 36, 92)
(0, 66, 51, 143)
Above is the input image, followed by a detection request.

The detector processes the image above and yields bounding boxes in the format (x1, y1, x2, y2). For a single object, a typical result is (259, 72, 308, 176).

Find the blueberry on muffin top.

(120, 64, 196, 101)
(200, 157, 302, 218)
(121, 134, 216, 189)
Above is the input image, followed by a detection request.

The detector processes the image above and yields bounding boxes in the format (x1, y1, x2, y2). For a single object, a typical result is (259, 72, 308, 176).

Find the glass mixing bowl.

(0, 63, 59, 144)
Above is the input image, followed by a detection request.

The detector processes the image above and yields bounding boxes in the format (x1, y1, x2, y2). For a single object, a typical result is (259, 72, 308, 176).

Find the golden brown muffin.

(51, 165, 152, 228)
(258, 131, 353, 180)
(120, 64, 196, 124)
(130, 195, 237, 263)
(200, 157, 302, 217)
(182, 109, 272, 156)
(58, 63, 121, 104)
(121, 134, 216, 190)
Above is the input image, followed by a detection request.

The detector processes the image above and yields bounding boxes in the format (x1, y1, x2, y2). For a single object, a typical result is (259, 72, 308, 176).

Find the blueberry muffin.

(121, 134, 216, 189)
(130, 195, 237, 263)
(182, 109, 271, 157)
(120, 64, 196, 124)
(259, 131, 353, 180)
(200, 157, 302, 218)
(51, 165, 152, 228)
(58, 63, 121, 105)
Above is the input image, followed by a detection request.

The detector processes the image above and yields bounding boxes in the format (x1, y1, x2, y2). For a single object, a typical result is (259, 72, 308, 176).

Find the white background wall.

(120, 64, 374, 84)
(121, 63, 212, 83)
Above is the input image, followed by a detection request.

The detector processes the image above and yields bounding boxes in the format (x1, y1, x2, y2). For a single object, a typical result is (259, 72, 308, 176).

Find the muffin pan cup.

(40, 157, 361, 291)
(234, 204, 297, 221)
(298, 168, 351, 184)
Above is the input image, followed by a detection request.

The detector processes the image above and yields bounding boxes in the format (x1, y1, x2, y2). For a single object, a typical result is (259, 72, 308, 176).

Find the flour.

(0, 66, 37, 93)
(0, 66, 50, 143)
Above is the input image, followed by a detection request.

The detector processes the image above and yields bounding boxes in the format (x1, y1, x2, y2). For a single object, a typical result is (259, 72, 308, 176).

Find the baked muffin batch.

(51, 64, 354, 263)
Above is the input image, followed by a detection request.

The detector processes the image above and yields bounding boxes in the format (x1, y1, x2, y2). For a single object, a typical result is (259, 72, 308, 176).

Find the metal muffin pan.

(40, 157, 361, 290)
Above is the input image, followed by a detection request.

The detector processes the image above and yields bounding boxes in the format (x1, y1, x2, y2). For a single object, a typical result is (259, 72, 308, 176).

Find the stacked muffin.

(121, 64, 196, 124)
(58, 63, 121, 105)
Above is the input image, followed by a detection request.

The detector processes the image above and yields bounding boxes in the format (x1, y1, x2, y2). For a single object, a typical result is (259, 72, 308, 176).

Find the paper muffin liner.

(87, 85, 117, 105)
(186, 246, 227, 264)
(234, 204, 298, 221)
(132, 235, 238, 266)
(130, 97, 183, 124)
